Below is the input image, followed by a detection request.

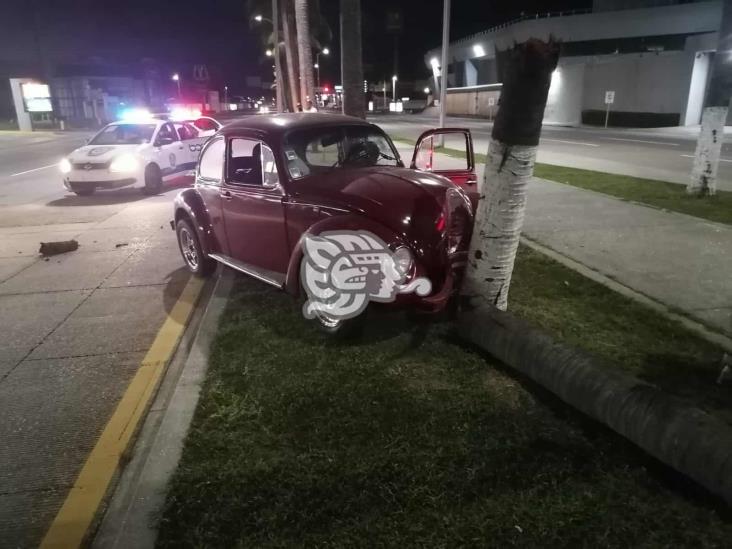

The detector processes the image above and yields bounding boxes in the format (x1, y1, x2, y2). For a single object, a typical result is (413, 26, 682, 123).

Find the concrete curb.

(458, 301, 732, 505)
(91, 269, 234, 548)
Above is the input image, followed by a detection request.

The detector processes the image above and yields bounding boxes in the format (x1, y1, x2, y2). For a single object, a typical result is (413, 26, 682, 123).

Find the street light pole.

(392, 75, 397, 106)
(315, 48, 329, 91)
(172, 73, 181, 99)
(439, 0, 451, 142)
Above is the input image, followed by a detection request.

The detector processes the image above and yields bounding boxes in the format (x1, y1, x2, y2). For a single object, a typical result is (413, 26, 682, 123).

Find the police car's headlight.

(109, 154, 139, 173)
(59, 158, 72, 174)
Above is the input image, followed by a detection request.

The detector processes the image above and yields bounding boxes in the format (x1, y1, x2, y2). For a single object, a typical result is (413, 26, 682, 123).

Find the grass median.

(157, 276, 731, 547)
(510, 246, 732, 425)
(392, 136, 732, 225)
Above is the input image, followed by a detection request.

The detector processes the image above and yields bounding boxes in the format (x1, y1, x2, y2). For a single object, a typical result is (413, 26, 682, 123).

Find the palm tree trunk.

(340, 0, 364, 118)
(282, 0, 300, 111)
(688, 0, 732, 196)
(294, 0, 316, 108)
(462, 39, 559, 310)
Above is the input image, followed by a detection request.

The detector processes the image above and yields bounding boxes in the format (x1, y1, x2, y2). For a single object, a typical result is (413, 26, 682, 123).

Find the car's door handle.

(220, 190, 233, 200)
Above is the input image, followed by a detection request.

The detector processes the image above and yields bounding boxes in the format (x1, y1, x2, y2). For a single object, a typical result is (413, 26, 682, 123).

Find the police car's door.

(174, 122, 206, 174)
(154, 122, 185, 178)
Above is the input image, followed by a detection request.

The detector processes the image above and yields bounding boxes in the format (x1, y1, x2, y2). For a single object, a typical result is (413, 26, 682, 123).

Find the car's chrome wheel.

(313, 310, 343, 332)
(175, 217, 216, 277)
(179, 226, 198, 269)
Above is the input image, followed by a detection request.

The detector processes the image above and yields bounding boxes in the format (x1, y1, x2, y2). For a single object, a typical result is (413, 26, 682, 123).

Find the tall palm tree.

(462, 39, 559, 310)
(294, 0, 316, 107)
(340, 0, 364, 118)
(282, 0, 301, 110)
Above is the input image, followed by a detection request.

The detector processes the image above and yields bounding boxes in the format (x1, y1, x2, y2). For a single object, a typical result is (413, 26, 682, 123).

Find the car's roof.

(221, 112, 374, 136)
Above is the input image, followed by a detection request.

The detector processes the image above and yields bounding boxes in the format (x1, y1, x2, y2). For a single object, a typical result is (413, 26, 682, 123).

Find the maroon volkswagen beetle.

(172, 113, 477, 331)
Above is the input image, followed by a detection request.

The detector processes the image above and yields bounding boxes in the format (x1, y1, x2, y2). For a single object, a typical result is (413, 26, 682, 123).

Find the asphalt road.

(0, 131, 191, 547)
(372, 114, 732, 191)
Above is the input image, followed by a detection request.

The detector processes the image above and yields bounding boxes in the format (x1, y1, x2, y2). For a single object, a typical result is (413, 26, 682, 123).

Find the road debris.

(39, 240, 79, 256)
(115, 242, 129, 248)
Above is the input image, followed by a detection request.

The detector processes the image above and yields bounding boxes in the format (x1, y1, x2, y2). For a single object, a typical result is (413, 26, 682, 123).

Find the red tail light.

(435, 212, 446, 233)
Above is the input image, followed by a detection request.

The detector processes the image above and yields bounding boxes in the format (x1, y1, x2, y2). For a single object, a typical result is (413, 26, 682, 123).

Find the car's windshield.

(283, 125, 400, 179)
(88, 123, 157, 145)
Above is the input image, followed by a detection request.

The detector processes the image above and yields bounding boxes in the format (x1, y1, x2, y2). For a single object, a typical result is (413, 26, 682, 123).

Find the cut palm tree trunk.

(688, 0, 732, 196)
(462, 38, 559, 310)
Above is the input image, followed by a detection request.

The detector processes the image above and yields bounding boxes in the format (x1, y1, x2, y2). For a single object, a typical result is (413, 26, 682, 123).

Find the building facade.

(425, 0, 723, 126)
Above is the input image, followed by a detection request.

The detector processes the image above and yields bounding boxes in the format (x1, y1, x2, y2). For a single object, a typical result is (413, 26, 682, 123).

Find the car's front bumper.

(63, 176, 138, 192)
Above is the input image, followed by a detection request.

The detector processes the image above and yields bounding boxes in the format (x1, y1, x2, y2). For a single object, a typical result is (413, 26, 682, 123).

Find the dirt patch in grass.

(510, 246, 732, 424)
(157, 277, 731, 548)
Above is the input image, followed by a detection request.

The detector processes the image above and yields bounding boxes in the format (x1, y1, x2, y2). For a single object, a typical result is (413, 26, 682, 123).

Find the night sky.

(2, 0, 591, 93)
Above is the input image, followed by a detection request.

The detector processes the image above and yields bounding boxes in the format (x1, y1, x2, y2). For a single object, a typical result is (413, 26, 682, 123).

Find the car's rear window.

(283, 125, 400, 179)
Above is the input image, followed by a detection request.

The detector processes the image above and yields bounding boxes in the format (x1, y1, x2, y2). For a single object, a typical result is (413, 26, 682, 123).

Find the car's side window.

(198, 138, 225, 185)
(156, 123, 178, 145)
(175, 123, 197, 141)
(227, 138, 263, 186)
(195, 118, 218, 132)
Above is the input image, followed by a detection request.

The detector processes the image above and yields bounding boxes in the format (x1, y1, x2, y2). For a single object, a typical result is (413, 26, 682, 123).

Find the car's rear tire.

(176, 218, 216, 277)
(142, 164, 163, 195)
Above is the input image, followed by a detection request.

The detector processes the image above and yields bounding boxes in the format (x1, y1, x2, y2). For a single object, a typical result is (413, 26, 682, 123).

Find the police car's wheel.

(176, 218, 215, 277)
(143, 164, 162, 195)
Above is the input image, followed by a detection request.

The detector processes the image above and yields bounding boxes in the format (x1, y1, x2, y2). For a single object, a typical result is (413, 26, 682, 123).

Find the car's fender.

(284, 214, 405, 297)
(173, 188, 220, 256)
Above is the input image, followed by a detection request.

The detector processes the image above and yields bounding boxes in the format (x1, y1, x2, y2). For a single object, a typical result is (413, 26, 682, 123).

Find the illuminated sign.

(21, 83, 52, 112)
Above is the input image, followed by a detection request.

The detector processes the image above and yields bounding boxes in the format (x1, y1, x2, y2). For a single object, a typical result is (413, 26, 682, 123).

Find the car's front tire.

(142, 164, 163, 195)
(176, 218, 216, 277)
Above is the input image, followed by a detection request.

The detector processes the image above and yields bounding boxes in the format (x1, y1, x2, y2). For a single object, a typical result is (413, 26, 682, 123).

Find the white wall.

(582, 52, 693, 115)
(543, 63, 584, 126)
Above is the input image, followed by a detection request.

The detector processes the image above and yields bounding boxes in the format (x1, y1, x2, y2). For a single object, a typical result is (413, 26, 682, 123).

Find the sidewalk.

(394, 142, 732, 336)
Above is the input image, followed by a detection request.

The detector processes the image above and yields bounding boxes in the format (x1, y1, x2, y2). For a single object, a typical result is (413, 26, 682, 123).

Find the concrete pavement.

(0, 132, 191, 547)
(392, 141, 732, 337)
(376, 113, 732, 191)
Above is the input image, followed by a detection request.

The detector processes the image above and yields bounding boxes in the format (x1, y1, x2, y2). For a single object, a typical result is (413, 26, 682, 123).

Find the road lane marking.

(39, 275, 205, 549)
(10, 163, 58, 176)
(605, 137, 679, 146)
(680, 154, 732, 162)
(541, 138, 600, 147)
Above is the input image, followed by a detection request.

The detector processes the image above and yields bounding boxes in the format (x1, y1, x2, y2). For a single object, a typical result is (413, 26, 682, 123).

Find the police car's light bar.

(170, 107, 202, 121)
(118, 108, 154, 122)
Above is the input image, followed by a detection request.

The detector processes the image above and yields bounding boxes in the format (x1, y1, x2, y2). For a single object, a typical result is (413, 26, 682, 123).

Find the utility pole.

(273, 0, 283, 113)
(688, 0, 732, 196)
(438, 0, 451, 145)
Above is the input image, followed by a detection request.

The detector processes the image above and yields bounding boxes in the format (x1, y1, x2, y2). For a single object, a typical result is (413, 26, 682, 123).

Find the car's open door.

(410, 128, 478, 205)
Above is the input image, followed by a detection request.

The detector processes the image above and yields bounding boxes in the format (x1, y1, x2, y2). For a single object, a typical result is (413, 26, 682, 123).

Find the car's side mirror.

(156, 137, 175, 147)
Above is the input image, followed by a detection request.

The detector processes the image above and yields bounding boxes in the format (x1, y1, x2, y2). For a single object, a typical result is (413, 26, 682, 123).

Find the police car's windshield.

(89, 124, 157, 145)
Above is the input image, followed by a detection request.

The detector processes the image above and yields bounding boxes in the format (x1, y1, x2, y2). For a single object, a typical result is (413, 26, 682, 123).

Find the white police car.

(59, 115, 208, 196)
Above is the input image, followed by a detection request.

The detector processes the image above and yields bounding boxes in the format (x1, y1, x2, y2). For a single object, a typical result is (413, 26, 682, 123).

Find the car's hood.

(292, 166, 455, 239)
(68, 144, 143, 163)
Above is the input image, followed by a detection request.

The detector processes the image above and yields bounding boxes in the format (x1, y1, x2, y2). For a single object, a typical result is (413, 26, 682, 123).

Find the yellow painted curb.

(39, 276, 205, 549)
